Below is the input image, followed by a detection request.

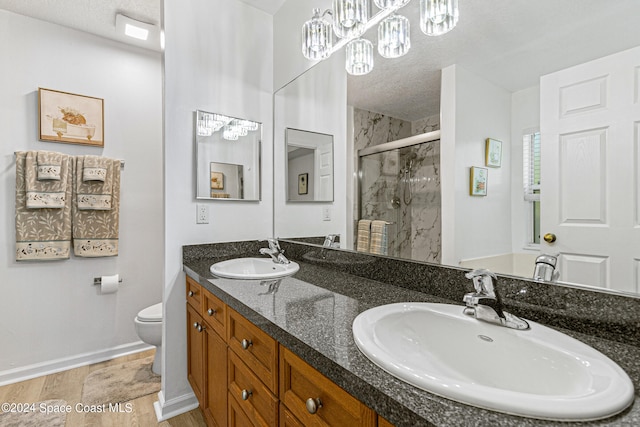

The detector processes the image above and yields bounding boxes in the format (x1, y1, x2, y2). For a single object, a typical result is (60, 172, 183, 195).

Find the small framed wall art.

(39, 88, 104, 147)
(485, 138, 502, 168)
(298, 173, 308, 195)
(470, 166, 488, 196)
(210, 171, 224, 190)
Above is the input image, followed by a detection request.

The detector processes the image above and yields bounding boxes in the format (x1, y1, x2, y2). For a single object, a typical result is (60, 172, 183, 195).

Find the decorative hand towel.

(15, 152, 72, 260)
(76, 155, 114, 210)
(356, 219, 372, 252)
(25, 151, 70, 208)
(72, 156, 121, 257)
(370, 220, 389, 255)
(82, 155, 108, 182)
(36, 151, 63, 180)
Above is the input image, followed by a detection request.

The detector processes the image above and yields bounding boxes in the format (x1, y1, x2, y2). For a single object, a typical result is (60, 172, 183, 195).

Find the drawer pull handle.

(188, 290, 194, 297)
(306, 397, 322, 414)
(241, 389, 252, 400)
(193, 322, 204, 332)
(207, 308, 216, 316)
(241, 339, 253, 350)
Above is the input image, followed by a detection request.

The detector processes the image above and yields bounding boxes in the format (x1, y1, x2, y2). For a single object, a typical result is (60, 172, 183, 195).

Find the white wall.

(0, 10, 163, 383)
(273, 55, 348, 239)
(441, 65, 512, 266)
(510, 85, 540, 254)
(161, 0, 273, 418)
(273, 0, 347, 241)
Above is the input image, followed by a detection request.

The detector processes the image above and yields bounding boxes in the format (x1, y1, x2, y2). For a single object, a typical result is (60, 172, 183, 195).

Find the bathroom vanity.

(183, 240, 640, 426)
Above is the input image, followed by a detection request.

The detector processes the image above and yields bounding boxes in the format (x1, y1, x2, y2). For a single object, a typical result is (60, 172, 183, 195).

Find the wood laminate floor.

(0, 350, 206, 427)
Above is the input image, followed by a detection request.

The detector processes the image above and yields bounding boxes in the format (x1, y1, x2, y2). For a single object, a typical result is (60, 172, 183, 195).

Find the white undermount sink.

(210, 257, 299, 279)
(352, 302, 634, 421)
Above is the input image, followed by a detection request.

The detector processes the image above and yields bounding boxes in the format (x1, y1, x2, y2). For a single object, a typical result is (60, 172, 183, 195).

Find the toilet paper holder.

(93, 277, 123, 285)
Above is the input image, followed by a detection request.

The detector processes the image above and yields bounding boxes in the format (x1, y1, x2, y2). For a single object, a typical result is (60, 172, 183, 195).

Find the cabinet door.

(203, 327, 227, 427)
(227, 308, 278, 394)
(187, 303, 206, 404)
(280, 346, 376, 427)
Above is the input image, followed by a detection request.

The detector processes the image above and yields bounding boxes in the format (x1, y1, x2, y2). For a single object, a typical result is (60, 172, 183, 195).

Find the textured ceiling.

(0, 0, 286, 50)
(3, 1, 639, 122)
(347, 0, 640, 120)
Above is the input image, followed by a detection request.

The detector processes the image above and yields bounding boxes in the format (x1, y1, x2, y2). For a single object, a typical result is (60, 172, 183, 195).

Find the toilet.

(134, 302, 163, 375)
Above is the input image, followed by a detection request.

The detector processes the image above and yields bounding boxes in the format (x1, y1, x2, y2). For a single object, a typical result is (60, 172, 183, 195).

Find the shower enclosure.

(358, 132, 442, 262)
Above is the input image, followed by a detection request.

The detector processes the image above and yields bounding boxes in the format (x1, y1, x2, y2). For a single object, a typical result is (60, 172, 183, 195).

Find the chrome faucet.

(259, 238, 290, 264)
(533, 254, 558, 282)
(323, 234, 339, 248)
(463, 269, 529, 330)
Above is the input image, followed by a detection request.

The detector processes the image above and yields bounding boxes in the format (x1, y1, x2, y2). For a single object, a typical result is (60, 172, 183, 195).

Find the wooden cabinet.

(187, 303, 206, 404)
(204, 325, 227, 427)
(228, 350, 278, 426)
(186, 276, 228, 427)
(279, 346, 376, 427)
(187, 277, 381, 427)
(227, 308, 279, 394)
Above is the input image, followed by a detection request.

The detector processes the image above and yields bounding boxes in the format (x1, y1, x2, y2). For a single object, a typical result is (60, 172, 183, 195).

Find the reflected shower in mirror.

(286, 128, 334, 202)
(195, 110, 261, 201)
(274, 1, 640, 295)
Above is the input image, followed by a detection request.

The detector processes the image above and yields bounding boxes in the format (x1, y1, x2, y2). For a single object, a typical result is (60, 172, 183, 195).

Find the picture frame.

(485, 138, 502, 167)
(470, 166, 488, 196)
(210, 171, 224, 190)
(39, 88, 104, 147)
(298, 173, 308, 195)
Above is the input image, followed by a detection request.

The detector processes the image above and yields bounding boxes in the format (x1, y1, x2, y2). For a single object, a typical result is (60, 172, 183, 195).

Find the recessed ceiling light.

(115, 13, 157, 45)
(124, 23, 149, 40)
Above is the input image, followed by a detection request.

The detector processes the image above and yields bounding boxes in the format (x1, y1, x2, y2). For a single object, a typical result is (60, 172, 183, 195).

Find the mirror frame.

(194, 110, 262, 202)
(285, 127, 335, 203)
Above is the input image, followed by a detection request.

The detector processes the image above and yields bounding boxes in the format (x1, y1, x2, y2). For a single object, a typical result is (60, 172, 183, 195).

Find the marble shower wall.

(354, 108, 441, 263)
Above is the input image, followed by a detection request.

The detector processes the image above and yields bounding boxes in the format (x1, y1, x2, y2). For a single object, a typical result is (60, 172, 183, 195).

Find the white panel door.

(540, 46, 640, 293)
(316, 142, 334, 200)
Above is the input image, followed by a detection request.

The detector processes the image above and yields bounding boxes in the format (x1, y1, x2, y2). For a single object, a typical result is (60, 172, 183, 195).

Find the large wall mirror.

(195, 110, 261, 201)
(273, 1, 640, 296)
(286, 128, 334, 202)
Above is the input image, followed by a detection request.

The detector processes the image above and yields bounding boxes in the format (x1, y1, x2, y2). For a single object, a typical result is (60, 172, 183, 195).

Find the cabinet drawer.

(227, 308, 278, 393)
(279, 346, 376, 427)
(202, 289, 226, 337)
(279, 403, 304, 427)
(228, 391, 254, 427)
(186, 276, 202, 309)
(228, 349, 278, 427)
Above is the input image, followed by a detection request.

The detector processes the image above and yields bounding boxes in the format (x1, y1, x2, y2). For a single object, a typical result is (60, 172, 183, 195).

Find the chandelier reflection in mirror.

(197, 112, 260, 141)
(302, 0, 458, 75)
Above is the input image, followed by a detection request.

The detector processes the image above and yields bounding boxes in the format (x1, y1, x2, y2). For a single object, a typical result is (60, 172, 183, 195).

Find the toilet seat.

(137, 302, 162, 322)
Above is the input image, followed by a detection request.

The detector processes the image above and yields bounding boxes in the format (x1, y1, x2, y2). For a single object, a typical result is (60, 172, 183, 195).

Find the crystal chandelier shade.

(378, 14, 410, 58)
(301, 8, 333, 60)
(332, 0, 369, 39)
(420, 0, 458, 36)
(373, 0, 410, 10)
(302, 0, 458, 75)
(345, 39, 374, 75)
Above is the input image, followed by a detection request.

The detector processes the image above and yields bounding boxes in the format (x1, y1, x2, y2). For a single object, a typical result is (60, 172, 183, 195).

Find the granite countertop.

(183, 247, 640, 427)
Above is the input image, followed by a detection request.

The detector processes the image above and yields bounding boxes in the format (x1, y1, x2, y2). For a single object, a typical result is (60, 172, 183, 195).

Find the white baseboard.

(0, 341, 153, 387)
(153, 389, 199, 422)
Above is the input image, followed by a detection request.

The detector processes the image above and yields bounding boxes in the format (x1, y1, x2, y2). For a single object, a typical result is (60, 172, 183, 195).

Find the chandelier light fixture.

(196, 112, 259, 141)
(302, 0, 458, 75)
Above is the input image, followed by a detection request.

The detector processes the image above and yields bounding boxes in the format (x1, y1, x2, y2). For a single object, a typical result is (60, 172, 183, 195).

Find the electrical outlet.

(196, 204, 209, 224)
(322, 207, 332, 221)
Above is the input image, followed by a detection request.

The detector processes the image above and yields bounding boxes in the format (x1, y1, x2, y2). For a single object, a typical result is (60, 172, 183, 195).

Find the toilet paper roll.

(101, 274, 119, 294)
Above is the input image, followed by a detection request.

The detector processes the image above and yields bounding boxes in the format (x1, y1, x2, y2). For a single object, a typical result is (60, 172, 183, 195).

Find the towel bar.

(93, 277, 124, 285)
(13, 152, 125, 168)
